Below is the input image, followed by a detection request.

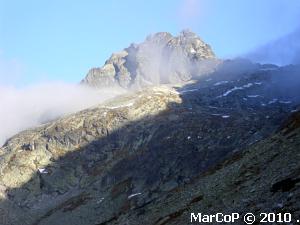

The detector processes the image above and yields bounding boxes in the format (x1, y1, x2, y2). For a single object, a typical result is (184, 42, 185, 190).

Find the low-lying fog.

(0, 83, 126, 146)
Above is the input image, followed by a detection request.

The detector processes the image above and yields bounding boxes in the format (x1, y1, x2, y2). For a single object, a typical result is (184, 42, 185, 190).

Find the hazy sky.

(1, 0, 300, 86)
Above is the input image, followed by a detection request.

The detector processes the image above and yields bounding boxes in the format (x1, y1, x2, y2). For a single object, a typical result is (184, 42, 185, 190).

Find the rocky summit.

(0, 31, 300, 225)
(81, 30, 217, 89)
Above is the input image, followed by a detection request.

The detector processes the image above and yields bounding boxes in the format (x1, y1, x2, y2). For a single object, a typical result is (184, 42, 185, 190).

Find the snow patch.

(38, 168, 48, 174)
(214, 81, 229, 86)
(219, 86, 244, 97)
(190, 48, 196, 53)
(222, 115, 230, 118)
(97, 197, 105, 204)
(247, 95, 260, 98)
(106, 102, 134, 109)
(279, 100, 292, 104)
(259, 67, 278, 71)
(128, 193, 142, 199)
(180, 88, 199, 93)
(243, 83, 253, 88)
(268, 99, 278, 104)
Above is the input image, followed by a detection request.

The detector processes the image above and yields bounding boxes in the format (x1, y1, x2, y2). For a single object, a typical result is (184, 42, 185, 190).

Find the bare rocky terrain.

(0, 31, 300, 225)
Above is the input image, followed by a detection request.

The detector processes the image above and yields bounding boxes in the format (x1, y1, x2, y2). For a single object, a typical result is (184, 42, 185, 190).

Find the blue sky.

(1, 0, 300, 86)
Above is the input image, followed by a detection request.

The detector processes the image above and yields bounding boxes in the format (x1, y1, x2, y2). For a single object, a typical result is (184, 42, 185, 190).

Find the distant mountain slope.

(246, 27, 300, 65)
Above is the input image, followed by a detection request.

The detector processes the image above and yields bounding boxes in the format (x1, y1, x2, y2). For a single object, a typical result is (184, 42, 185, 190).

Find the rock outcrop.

(81, 30, 217, 89)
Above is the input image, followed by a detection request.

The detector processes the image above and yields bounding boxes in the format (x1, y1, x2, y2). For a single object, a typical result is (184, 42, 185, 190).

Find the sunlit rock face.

(81, 30, 217, 89)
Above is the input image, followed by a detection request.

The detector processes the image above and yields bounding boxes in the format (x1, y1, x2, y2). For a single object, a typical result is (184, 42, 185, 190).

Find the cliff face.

(0, 55, 300, 224)
(81, 30, 217, 89)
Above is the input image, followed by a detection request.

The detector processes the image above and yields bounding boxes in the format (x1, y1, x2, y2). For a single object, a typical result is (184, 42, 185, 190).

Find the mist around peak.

(246, 27, 300, 66)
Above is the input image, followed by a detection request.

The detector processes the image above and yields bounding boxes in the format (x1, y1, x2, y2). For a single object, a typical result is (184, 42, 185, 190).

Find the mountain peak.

(179, 28, 198, 37)
(81, 30, 217, 89)
(145, 32, 173, 43)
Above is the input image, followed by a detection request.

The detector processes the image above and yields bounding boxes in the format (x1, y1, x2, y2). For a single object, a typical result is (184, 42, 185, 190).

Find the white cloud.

(0, 82, 126, 146)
